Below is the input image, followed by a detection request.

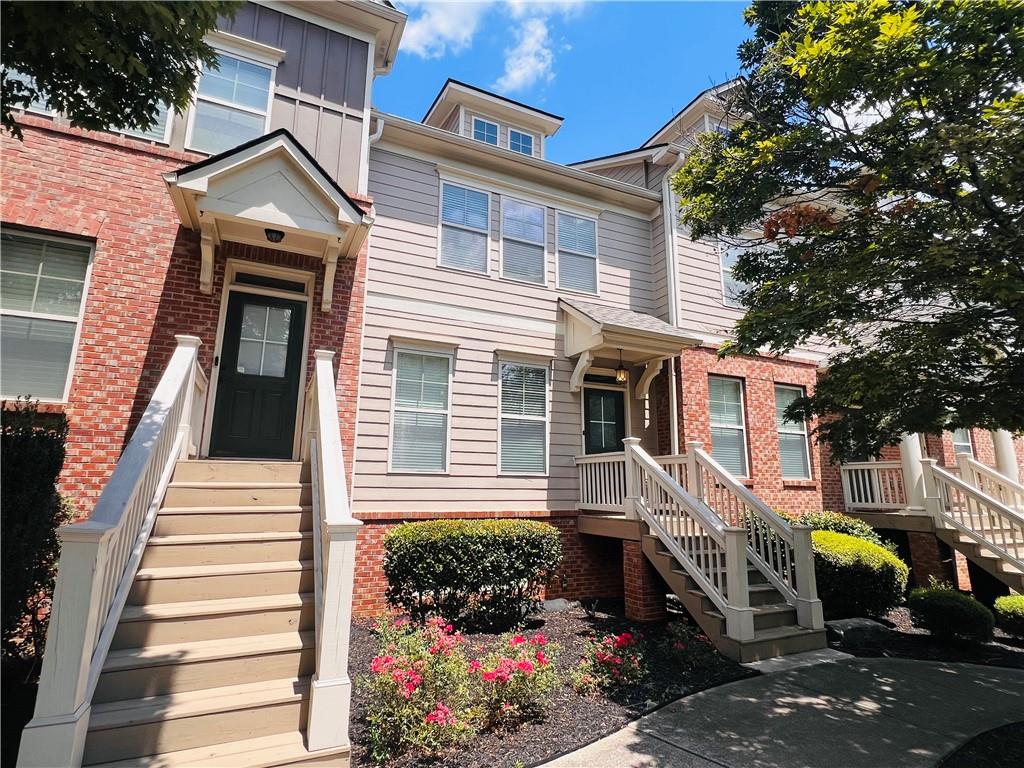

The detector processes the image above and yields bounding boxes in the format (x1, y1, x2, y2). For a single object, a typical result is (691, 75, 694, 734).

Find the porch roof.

(559, 298, 700, 396)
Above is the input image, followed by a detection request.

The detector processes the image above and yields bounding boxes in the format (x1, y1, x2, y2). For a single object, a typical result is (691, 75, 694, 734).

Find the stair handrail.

(686, 442, 823, 631)
(301, 350, 361, 753)
(18, 335, 204, 768)
(957, 453, 1024, 513)
(922, 458, 1024, 571)
(624, 439, 756, 642)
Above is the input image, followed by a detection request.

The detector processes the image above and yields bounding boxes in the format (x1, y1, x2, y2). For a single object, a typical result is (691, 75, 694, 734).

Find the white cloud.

(399, 1, 584, 94)
(493, 17, 554, 92)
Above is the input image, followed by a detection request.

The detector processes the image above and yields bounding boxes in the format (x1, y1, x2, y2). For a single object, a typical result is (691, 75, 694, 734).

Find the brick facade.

(622, 540, 668, 622)
(1, 118, 368, 512)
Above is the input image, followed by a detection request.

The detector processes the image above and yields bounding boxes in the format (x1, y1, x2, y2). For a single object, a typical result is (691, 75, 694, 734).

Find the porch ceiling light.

(615, 349, 628, 384)
(265, 228, 285, 244)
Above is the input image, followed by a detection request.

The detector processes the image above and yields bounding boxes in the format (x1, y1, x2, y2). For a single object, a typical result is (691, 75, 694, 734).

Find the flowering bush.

(472, 632, 560, 729)
(659, 621, 718, 668)
(363, 618, 476, 762)
(571, 630, 646, 694)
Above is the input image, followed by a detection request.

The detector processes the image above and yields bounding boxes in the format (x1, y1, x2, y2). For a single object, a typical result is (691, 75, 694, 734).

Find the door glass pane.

(241, 304, 267, 339)
(236, 339, 263, 375)
(586, 389, 623, 453)
(266, 307, 292, 343)
(262, 343, 287, 378)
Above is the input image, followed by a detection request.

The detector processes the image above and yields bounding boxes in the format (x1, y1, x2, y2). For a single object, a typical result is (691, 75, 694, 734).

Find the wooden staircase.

(936, 527, 1024, 593)
(642, 535, 826, 662)
(80, 459, 347, 768)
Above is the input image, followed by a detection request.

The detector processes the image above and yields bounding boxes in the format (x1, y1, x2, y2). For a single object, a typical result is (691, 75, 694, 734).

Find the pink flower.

(370, 655, 395, 674)
(468, 659, 482, 672)
(393, 618, 410, 628)
(614, 632, 634, 649)
(481, 670, 497, 682)
(425, 702, 456, 726)
(516, 659, 535, 674)
(403, 681, 417, 698)
(510, 635, 527, 647)
(535, 649, 550, 666)
(530, 633, 547, 646)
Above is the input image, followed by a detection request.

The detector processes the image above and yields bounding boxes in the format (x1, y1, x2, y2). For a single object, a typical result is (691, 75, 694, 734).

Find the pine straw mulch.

(348, 602, 754, 768)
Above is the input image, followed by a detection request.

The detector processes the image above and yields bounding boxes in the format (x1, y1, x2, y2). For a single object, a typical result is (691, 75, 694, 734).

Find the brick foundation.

(622, 540, 667, 622)
(906, 532, 958, 588)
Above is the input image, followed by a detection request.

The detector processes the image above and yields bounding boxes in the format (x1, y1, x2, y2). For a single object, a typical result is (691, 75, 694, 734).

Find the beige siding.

(463, 110, 543, 159)
(588, 162, 646, 187)
(440, 107, 461, 133)
(355, 147, 657, 513)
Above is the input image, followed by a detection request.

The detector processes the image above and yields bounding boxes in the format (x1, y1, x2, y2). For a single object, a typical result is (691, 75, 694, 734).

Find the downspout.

(660, 148, 685, 454)
(368, 115, 385, 145)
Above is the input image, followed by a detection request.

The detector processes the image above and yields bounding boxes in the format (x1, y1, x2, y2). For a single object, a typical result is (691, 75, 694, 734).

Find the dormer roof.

(641, 77, 743, 147)
(422, 79, 564, 137)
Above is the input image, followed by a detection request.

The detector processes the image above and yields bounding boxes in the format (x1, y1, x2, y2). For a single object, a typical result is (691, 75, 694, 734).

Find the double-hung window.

(951, 428, 974, 457)
(189, 52, 273, 155)
(556, 212, 598, 294)
(440, 182, 490, 273)
(390, 350, 451, 473)
(499, 362, 548, 474)
(775, 384, 811, 479)
(501, 198, 545, 284)
(709, 376, 748, 477)
(0, 230, 92, 401)
(7, 70, 52, 115)
(719, 243, 749, 308)
(472, 117, 498, 146)
(509, 129, 533, 156)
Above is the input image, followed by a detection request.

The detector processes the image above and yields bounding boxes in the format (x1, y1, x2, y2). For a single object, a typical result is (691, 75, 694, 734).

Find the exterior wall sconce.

(615, 348, 628, 384)
(265, 228, 285, 244)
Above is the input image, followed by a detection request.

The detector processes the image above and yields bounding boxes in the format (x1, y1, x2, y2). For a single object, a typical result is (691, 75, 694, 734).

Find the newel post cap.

(314, 349, 336, 362)
(621, 437, 642, 446)
(174, 334, 202, 349)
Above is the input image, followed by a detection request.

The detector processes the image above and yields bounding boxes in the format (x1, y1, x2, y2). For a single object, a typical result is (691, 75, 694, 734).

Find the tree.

(1, 1, 238, 138)
(673, 0, 1024, 461)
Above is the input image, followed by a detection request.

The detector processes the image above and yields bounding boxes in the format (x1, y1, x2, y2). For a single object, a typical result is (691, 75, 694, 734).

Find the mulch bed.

(830, 607, 1024, 669)
(348, 602, 754, 768)
(939, 722, 1024, 768)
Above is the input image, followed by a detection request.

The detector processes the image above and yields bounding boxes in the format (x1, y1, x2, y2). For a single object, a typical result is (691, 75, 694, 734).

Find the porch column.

(991, 429, 1020, 483)
(899, 433, 926, 510)
(668, 357, 680, 455)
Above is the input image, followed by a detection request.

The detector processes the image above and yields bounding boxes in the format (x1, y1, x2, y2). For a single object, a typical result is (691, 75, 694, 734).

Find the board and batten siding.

(353, 147, 657, 513)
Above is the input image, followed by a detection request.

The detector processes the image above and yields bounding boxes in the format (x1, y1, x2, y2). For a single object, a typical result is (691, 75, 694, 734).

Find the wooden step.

(173, 460, 309, 484)
(154, 506, 312, 535)
(112, 594, 313, 650)
(706, 603, 798, 631)
(95, 632, 314, 703)
(163, 482, 312, 508)
(729, 626, 828, 664)
(141, 531, 313, 567)
(129, 561, 313, 604)
(83, 678, 309, 765)
(85, 731, 348, 768)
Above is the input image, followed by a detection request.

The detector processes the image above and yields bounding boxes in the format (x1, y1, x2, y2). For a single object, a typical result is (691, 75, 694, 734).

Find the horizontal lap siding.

(356, 147, 656, 514)
(591, 162, 645, 187)
(676, 234, 741, 337)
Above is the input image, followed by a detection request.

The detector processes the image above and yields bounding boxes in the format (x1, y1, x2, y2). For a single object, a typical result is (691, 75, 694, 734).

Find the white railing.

(18, 335, 205, 768)
(685, 442, 822, 630)
(840, 461, 907, 510)
(301, 350, 361, 752)
(575, 452, 626, 512)
(623, 439, 755, 642)
(957, 454, 1024, 514)
(923, 459, 1024, 572)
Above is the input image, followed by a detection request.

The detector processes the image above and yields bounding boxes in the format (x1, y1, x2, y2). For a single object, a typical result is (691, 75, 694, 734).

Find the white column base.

(16, 702, 91, 768)
(306, 674, 352, 753)
(794, 598, 824, 630)
(724, 607, 756, 642)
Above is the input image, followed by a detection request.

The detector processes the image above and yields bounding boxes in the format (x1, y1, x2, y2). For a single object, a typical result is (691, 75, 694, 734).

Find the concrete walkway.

(544, 657, 1024, 768)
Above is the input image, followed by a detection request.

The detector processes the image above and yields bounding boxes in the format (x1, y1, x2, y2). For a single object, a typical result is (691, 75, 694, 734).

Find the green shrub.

(571, 630, 646, 695)
(1, 399, 73, 659)
(781, 509, 897, 553)
(811, 531, 909, 619)
(383, 520, 562, 629)
(909, 582, 994, 643)
(993, 595, 1024, 638)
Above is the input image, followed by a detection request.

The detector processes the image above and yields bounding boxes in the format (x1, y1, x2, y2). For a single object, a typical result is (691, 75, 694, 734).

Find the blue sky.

(374, 1, 751, 164)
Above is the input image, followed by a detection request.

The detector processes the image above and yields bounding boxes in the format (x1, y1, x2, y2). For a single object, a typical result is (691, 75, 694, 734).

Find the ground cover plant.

(994, 595, 1024, 638)
(351, 604, 751, 768)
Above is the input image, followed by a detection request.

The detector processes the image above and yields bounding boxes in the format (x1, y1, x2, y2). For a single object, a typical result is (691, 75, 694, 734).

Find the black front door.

(583, 387, 626, 454)
(209, 292, 306, 459)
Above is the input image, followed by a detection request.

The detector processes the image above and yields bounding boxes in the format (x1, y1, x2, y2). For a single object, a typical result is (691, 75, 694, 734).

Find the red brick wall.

(1, 118, 368, 511)
(677, 346, 823, 515)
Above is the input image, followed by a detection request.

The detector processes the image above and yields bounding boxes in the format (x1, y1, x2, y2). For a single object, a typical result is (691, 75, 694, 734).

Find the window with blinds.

(501, 198, 545, 284)
(440, 182, 490, 273)
(951, 428, 974, 457)
(0, 230, 92, 400)
(499, 362, 548, 474)
(775, 384, 811, 479)
(120, 103, 172, 143)
(390, 351, 451, 472)
(719, 243, 749, 308)
(709, 376, 748, 477)
(556, 212, 598, 294)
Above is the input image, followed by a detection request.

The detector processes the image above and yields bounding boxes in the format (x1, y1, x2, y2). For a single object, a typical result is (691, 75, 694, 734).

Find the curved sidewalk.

(543, 657, 1024, 768)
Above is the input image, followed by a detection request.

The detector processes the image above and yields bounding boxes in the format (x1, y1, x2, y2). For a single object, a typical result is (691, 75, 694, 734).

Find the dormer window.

(509, 129, 533, 156)
(472, 117, 499, 146)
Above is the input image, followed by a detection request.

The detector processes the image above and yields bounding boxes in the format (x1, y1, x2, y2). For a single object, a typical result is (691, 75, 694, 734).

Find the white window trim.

(775, 383, 812, 480)
(709, 375, 749, 478)
(499, 195, 548, 286)
(0, 229, 95, 404)
(555, 210, 600, 296)
(387, 345, 454, 475)
(498, 360, 550, 476)
(118, 103, 175, 145)
(951, 428, 975, 457)
(472, 116, 499, 146)
(184, 47, 277, 155)
(719, 241, 745, 309)
(508, 127, 535, 157)
(437, 180, 492, 276)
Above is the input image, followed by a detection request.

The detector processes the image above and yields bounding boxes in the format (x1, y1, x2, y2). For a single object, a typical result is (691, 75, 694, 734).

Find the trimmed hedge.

(782, 509, 897, 553)
(383, 519, 562, 629)
(909, 583, 994, 643)
(811, 531, 909, 619)
(994, 594, 1024, 638)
